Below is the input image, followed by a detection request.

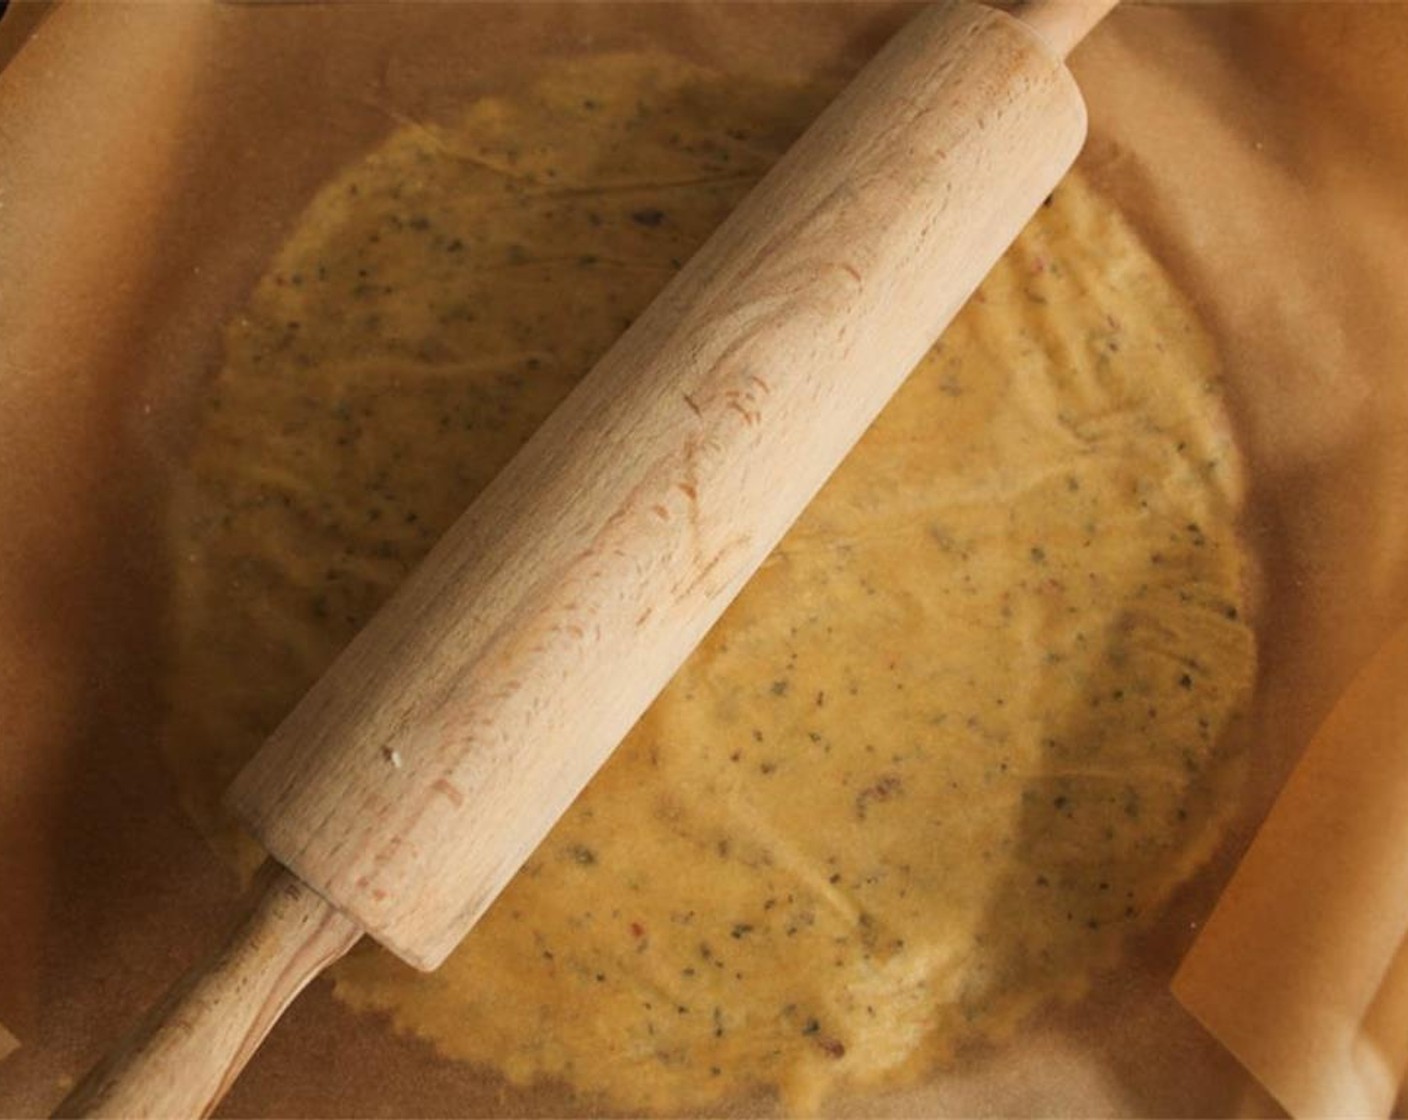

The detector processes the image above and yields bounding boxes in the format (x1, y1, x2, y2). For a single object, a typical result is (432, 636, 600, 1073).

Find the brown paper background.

(1, 2, 1405, 1115)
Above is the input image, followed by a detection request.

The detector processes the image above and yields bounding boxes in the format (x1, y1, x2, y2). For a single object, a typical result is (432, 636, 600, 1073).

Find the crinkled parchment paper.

(1, 2, 1406, 1115)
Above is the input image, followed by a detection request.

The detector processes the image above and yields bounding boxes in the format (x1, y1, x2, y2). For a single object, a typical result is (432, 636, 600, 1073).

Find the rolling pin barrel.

(227, 0, 1088, 971)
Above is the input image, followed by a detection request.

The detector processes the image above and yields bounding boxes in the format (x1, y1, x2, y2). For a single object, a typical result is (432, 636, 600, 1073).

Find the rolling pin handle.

(1011, 0, 1120, 59)
(54, 861, 362, 1119)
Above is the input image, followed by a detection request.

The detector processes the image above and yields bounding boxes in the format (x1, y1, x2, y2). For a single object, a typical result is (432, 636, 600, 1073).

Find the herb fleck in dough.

(164, 54, 1255, 1114)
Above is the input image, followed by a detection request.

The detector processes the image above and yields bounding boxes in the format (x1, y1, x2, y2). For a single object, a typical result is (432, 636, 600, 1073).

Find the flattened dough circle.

(163, 54, 1255, 1113)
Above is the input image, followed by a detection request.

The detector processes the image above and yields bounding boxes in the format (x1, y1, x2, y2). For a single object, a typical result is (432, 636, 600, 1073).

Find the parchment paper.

(1, 2, 1405, 1116)
(1175, 616, 1408, 1118)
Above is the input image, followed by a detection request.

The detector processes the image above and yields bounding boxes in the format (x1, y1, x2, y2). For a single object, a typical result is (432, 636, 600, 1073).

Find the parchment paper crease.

(1175, 616, 1408, 1118)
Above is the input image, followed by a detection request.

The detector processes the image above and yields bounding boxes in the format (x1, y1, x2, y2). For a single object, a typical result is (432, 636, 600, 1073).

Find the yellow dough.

(163, 54, 1255, 1114)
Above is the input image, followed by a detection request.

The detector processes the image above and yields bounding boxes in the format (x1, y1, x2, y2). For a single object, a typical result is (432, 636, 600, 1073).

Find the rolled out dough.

(163, 53, 1255, 1113)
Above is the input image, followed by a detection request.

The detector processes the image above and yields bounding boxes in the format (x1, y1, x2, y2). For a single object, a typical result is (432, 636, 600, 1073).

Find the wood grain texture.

(54, 863, 361, 1118)
(227, 1, 1088, 970)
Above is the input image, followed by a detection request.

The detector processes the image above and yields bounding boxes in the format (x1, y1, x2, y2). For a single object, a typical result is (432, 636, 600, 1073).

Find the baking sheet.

(1, 2, 1406, 1115)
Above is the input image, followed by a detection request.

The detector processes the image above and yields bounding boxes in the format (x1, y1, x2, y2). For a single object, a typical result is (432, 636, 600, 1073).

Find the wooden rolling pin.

(59, 1, 1113, 1114)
